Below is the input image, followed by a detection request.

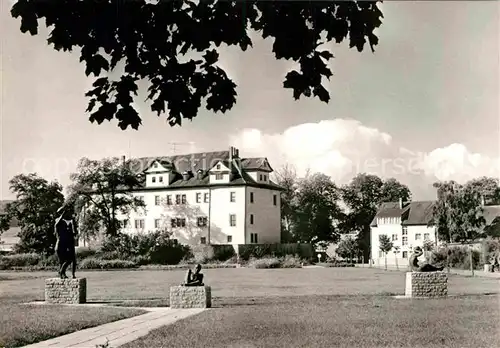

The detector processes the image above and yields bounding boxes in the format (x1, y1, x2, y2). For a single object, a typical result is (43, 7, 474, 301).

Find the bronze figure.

(409, 246, 444, 272)
(54, 204, 77, 279)
(182, 264, 204, 286)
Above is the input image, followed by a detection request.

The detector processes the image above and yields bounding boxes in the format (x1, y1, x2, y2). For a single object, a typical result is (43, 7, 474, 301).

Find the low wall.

(45, 278, 87, 304)
(170, 285, 211, 309)
(405, 272, 447, 298)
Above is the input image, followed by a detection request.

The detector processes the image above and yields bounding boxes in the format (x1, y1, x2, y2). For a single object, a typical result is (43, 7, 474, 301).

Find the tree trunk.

(470, 246, 474, 276)
(395, 254, 399, 270)
(384, 254, 387, 270)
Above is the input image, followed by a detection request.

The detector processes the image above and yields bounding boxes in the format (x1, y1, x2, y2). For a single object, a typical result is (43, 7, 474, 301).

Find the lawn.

(1, 267, 499, 347)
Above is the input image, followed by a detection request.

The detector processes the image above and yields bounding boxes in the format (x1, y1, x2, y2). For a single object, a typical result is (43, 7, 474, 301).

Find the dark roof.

(118, 151, 283, 192)
(371, 201, 435, 227)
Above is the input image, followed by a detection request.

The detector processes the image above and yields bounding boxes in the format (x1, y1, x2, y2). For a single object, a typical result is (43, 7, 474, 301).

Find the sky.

(1, 1, 499, 201)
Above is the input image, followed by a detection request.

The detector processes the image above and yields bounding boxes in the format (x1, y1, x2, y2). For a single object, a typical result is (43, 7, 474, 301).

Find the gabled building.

(106, 146, 283, 246)
(370, 198, 500, 266)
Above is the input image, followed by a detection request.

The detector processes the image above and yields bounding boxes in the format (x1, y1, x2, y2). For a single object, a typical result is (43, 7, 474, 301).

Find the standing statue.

(182, 264, 204, 286)
(54, 204, 78, 279)
(409, 246, 444, 272)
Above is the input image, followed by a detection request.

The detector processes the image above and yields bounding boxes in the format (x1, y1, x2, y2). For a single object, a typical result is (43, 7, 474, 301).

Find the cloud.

(229, 119, 499, 199)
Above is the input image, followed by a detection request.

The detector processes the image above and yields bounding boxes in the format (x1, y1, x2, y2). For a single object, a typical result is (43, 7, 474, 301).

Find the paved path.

(21, 307, 205, 348)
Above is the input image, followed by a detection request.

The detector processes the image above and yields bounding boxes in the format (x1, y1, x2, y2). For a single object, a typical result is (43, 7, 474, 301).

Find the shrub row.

(247, 255, 305, 269)
(238, 243, 314, 261)
(429, 246, 482, 270)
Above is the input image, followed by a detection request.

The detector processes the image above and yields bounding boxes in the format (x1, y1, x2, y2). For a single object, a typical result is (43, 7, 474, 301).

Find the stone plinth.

(45, 278, 87, 304)
(405, 272, 447, 298)
(170, 285, 211, 309)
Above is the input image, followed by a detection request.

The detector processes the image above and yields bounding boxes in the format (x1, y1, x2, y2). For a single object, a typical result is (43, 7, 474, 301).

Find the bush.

(249, 256, 282, 269)
(280, 255, 303, 268)
(238, 243, 313, 261)
(433, 246, 481, 270)
(0, 253, 40, 269)
(79, 257, 137, 269)
(76, 247, 98, 260)
(99, 231, 191, 265)
(481, 239, 500, 264)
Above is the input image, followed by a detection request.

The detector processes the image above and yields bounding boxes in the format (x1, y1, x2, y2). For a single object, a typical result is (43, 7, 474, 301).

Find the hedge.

(238, 243, 314, 261)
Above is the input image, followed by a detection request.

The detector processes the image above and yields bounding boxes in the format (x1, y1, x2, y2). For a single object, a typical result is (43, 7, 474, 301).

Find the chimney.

(121, 155, 126, 165)
(399, 197, 403, 209)
(196, 169, 204, 180)
(182, 171, 192, 181)
(229, 146, 234, 163)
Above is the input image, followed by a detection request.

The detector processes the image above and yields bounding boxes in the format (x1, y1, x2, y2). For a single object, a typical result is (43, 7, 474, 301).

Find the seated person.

(409, 246, 444, 272)
(183, 264, 204, 286)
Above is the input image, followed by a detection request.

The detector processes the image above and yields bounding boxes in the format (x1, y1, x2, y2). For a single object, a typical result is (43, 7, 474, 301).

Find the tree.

(378, 234, 393, 271)
(393, 245, 400, 270)
(68, 157, 146, 238)
(380, 178, 412, 203)
(464, 176, 500, 205)
(340, 174, 411, 261)
(0, 174, 64, 255)
(292, 173, 341, 246)
(10, 0, 383, 130)
(273, 164, 298, 243)
(336, 236, 359, 263)
(430, 181, 486, 244)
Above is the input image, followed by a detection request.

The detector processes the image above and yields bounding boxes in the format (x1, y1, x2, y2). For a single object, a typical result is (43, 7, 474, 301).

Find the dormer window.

(159, 176, 163, 183)
(216, 164, 221, 170)
(153, 162, 158, 168)
(152, 176, 156, 183)
(215, 174, 223, 180)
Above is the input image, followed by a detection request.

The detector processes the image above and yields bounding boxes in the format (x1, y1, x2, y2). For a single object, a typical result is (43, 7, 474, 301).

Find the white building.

(370, 200, 438, 266)
(108, 146, 282, 246)
(370, 198, 500, 266)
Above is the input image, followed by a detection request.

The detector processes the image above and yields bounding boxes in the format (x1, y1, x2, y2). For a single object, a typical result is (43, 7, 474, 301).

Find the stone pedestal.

(45, 278, 87, 304)
(405, 272, 447, 298)
(170, 285, 211, 309)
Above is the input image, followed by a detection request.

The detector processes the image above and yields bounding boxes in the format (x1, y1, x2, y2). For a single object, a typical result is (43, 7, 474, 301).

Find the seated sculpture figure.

(182, 264, 204, 286)
(489, 252, 500, 272)
(409, 246, 444, 272)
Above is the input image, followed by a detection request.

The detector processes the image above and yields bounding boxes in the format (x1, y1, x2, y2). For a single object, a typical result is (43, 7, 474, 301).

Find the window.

(152, 176, 156, 183)
(122, 219, 129, 228)
(250, 233, 258, 243)
(259, 174, 263, 181)
(204, 193, 209, 203)
(391, 234, 398, 241)
(250, 192, 254, 203)
(153, 162, 158, 168)
(264, 175, 267, 181)
(216, 164, 221, 170)
(230, 191, 236, 202)
(200, 237, 207, 244)
(273, 194, 277, 206)
(171, 218, 186, 228)
(197, 217, 208, 227)
(424, 233, 430, 241)
(154, 219, 160, 229)
(402, 236, 408, 246)
(402, 226, 408, 235)
(159, 176, 163, 183)
(181, 194, 186, 204)
(176, 194, 181, 204)
(215, 173, 223, 180)
(135, 219, 144, 229)
(155, 195, 160, 206)
(415, 233, 421, 240)
(227, 235, 232, 243)
(196, 193, 201, 203)
(166, 195, 172, 205)
(402, 251, 408, 259)
(250, 214, 254, 225)
(229, 214, 236, 227)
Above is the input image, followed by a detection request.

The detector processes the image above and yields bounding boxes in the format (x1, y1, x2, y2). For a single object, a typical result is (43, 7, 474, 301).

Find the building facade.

(370, 199, 500, 266)
(105, 147, 283, 246)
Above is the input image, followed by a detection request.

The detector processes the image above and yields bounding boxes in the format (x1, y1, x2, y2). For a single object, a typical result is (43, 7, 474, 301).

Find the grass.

(0, 304, 145, 348)
(1, 267, 499, 347)
(120, 294, 500, 348)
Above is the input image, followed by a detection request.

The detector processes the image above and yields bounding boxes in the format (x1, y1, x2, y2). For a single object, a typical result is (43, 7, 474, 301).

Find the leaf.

(312, 85, 330, 103)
